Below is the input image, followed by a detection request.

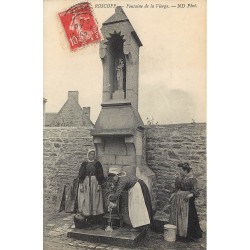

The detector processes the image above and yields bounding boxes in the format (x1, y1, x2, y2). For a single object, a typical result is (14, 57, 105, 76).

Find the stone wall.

(43, 123, 206, 224)
(43, 126, 94, 214)
(145, 123, 206, 222)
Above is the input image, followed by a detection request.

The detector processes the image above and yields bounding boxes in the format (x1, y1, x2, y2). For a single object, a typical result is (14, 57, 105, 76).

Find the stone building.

(44, 91, 93, 127)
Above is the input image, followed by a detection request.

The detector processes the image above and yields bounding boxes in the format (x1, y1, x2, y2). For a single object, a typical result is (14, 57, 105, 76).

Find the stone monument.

(68, 7, 155, 247)
(91, 6, 155, 194)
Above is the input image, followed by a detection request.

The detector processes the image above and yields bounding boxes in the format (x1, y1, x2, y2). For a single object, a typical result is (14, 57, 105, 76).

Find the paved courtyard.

(44, 212, 206, 250)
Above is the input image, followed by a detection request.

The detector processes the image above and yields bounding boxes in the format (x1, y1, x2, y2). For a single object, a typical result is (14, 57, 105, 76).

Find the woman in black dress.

(108, 167, 153, 229)
(170, 162, 202, 241)
(77, 149, 105, 224)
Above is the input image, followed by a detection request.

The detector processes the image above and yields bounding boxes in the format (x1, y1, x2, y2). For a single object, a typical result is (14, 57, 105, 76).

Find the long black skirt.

(138, 179, 153, 225)
(186, 197, 203, 239)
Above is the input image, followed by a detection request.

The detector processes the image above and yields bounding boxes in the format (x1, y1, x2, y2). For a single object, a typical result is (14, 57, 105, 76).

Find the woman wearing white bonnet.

(77, 148, 104, 224)
(108, 167, 153, 230)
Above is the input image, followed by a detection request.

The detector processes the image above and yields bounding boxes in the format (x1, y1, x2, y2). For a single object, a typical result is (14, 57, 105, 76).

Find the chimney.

(82, 107, 90, 119)
(68, 91, 79, 102)
(43, 98, 47, 127)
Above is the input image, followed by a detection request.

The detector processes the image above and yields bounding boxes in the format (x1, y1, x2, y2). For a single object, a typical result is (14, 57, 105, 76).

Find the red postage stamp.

(58, 2, 101, 51)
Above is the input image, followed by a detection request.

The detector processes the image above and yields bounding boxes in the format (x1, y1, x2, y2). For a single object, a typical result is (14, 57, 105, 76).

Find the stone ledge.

(67, 227, 147, 248)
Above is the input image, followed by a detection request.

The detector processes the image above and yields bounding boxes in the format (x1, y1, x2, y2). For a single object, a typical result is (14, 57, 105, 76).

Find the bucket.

(74, 214, 87, 229)
(164, 224, 177, 242)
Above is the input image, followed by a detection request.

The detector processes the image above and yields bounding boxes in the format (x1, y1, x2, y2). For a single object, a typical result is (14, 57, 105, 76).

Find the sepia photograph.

(43, 0, 206, 249)
(3, 1, 250, 250)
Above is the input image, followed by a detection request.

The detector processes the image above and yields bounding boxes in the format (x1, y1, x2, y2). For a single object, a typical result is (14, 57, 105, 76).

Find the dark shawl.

(78, 160, 105, 185)
(112, 175, 138, 200)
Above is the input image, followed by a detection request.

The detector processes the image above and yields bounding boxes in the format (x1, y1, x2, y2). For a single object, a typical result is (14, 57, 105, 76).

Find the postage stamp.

(58, 2, 101, 51)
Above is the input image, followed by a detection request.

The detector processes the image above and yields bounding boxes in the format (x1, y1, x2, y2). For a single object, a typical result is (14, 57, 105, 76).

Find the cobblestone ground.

(44, 212, 206, 250)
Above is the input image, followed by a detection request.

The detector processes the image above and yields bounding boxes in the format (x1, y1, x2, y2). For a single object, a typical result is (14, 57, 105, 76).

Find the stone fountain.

(67, 7, 155, 247)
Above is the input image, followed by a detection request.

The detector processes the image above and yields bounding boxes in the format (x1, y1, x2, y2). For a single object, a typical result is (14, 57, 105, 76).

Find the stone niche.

(99, 6, 142, 110)
(103, 33, 127, 100)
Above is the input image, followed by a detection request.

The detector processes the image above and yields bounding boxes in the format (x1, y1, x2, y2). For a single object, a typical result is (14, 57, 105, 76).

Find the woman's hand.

(109, 202, 117, 208)
(108, 201, 117, 212)
(97, 185, 101, 192)
(79, 184, 84, 192)
(184, 193, 193, 202)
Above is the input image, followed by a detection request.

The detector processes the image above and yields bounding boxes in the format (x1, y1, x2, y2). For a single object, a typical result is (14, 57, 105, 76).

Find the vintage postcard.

(44, 0, 206, 249)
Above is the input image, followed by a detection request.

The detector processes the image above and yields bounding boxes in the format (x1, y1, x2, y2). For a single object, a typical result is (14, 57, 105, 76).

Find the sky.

(44, 0, 206, 124)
